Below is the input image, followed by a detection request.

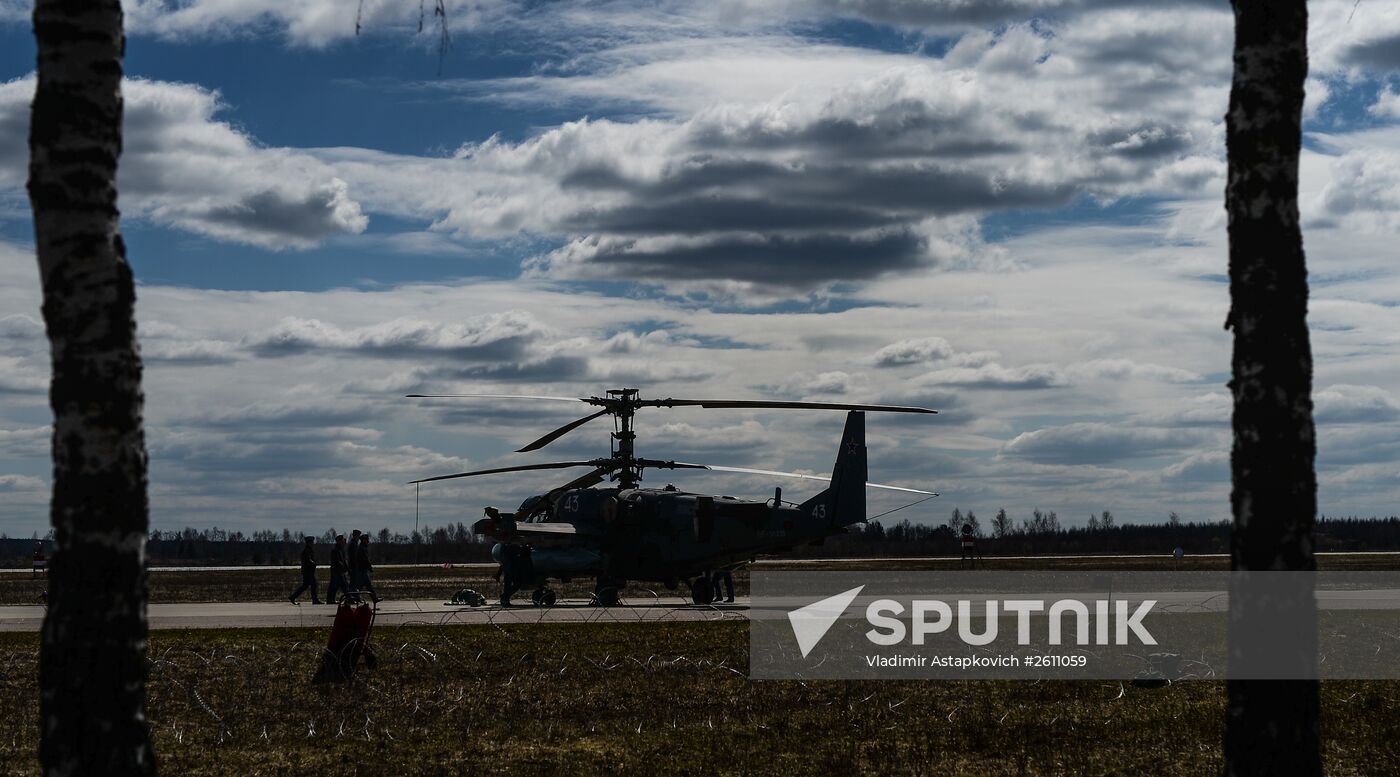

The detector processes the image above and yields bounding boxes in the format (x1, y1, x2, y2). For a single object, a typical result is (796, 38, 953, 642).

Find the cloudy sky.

(2, 0, 1400, 538)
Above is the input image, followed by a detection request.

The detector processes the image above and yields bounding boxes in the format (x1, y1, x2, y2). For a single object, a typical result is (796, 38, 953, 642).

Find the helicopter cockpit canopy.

(517, 494, 547, 521)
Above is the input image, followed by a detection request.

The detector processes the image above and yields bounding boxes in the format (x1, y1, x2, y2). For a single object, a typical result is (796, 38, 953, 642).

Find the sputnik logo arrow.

(788, 585, 865, 658)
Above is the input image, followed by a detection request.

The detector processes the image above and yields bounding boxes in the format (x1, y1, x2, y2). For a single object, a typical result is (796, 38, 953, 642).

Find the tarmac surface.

(5, 550, 1400, 576)
(0, 597, 752, 632)
(6, 588, 1400, 632)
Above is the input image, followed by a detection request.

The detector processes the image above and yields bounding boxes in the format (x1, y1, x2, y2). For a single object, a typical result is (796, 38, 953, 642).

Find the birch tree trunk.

(29, 0, 155, 773)
(1224, 1, 1320, 774)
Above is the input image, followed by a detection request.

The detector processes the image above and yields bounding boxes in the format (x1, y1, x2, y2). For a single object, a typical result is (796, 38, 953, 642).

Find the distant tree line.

(4, 512, 1397, 567)
(1, 523, 495, 567)
(791, 511, 1400, 558)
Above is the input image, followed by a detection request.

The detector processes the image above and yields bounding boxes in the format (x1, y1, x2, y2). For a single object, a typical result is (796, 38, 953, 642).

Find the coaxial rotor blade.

(546, 466, 615, 502)
(409, 460, 603, 485)
(406, 393, 587, 403)
(640, 398, 937, 414)
(870, 483, 939, 495)
(405, 393, 936, 413)
(509, 466, 617, 520)
(672, 462, 938, 495)
(634, 458, 711, 470)
(517, 408, 612, 453)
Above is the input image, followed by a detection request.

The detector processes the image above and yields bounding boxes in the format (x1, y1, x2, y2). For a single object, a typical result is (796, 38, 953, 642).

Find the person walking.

(711, 568, 734, 603)
(348, 529, 362, 584)
(327, 535, 350, 603)
(289, 537, 322, 605)
(500, 543, 531, 606)
(354, 531, 380, 603)
(959, 524, 982, 569)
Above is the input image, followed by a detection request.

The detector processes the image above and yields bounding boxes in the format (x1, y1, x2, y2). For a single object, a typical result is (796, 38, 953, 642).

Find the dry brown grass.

(1, 622, 1399, 776)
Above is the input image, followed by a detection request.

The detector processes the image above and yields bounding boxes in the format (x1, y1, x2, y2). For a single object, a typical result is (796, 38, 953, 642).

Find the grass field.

(2, 622, 1399, 776)
(5, 555, 1399, 774)
(0, 621, 1394, 777)
(3, 552, 1398, 606)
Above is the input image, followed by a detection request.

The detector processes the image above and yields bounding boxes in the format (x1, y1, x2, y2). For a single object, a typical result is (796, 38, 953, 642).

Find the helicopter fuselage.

(416, 405, 934, 604)
(476, 485, 848, 586)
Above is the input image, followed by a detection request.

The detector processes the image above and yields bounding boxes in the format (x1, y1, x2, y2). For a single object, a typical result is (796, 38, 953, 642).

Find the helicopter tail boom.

(798, 411, 868, 526)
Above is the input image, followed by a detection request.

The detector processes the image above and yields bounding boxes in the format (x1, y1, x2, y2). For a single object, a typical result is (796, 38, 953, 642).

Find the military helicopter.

(407, 388, 938, 606)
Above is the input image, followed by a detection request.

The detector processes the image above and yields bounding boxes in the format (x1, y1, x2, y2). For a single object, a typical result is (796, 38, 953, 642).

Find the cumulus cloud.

(1336, 33, 1400, 71)
(304, 10, 1230, 289)
(420, 354, 592, 384)
(600, 330, 672, 354)
(229, 306, 723, 395)
(1319, 462, 1400, 490)
(138, 320, 241, 365)
(587, 357, 720, 384)
(874, 337, 956, 366)
(6, 0, 1400, 532)
(1309, 1, 1400, 73)
(1370, 87, 1400, 119)
(478, 47, 1214, 216)
(143, 340, 242, 365)
(0, 426, 49, 458)
(0, 473, 46, 493)
(1153, 392, 1231, 428)
(151, 422, 471, 480)
(245, 311, 546, 360)
(1314, 384, 1400, 425)
(1161, 449, 1228, 482)
(417, 351, 721, 387)
(916, 363, 1067, 390)
(872, 337, 1004, 373)
(0, 2, 1251, 292)
(1311, 148, 1400, 233)
(243, 477, 410, 498)
(527, 229, 932, 288)
(777, 370, 858, 396)
(0, 75, 367, 249)
(188, 400, 384, 431)
(39, 0, 1231, 49)
(754, 0, 1226, 30)
(1066, 358, 1201, 383)
(84, 0, 512, 48)
(0, 314, 42, 353)
(0, 355, 47, 394)
(1002, 422, 1210, 464)
(650, 419, 771, 457)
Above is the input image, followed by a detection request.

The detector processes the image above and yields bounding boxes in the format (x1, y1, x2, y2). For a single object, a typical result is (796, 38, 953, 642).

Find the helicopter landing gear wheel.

(531, 587, 556, 607)
(593, 579, 621, 607)
(690, 577, 714, 606)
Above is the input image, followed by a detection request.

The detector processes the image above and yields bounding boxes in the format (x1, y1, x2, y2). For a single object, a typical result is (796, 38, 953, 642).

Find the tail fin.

(799, 411, 867, 526)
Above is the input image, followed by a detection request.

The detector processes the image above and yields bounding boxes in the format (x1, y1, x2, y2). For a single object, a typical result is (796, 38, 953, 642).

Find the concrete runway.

(4, 550, 1399, 577)
(0, 562, 501, 576)
(6, 588, 1398, 632)
(0, 597, 752, 632)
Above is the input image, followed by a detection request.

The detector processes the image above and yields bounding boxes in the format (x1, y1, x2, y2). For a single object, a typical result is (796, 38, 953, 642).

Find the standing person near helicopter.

(711, 568, 734, 603)
(327, 534, 350, 602)
(353, 531, 380, 603)
(289, 536, 322, 605)
(347, 529, 363, 584)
